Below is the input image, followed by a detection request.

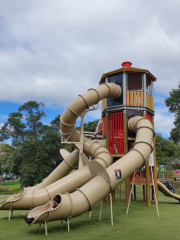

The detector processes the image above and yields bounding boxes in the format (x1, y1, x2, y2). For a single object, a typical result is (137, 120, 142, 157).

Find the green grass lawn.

(0, 181, 21, 194)
(0, 183, 180, 240)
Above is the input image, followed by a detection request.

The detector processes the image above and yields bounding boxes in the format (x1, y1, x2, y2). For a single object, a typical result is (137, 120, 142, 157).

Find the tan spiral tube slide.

(27, 117, 154, 224)
(0, 149, 80, 209)
(0, 83, 121, 210)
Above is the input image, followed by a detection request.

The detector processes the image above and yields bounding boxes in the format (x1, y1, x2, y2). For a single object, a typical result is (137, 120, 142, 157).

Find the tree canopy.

(155, 133, 180, 166)
(0, 101, 64, 187)
(165, 81, 180, 143)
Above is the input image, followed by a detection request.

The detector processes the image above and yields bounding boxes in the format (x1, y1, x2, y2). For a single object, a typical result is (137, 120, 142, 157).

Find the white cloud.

(0, 0, 179, 138)
(154, 106, 175, 136)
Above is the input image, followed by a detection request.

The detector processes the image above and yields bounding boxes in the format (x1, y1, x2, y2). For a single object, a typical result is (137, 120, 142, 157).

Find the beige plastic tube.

(27, 116, 154, 225)
(157, 180, 180, 201)
(0, 83, 122, 211)
(0, 149, 79, 210)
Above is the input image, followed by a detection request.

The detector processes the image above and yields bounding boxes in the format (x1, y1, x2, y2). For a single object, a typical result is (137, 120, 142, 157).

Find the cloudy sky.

(0, 0, 180, 140)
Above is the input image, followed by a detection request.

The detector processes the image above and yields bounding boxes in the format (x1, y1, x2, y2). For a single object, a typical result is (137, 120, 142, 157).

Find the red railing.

(146, 112, 152, 121)
(131, 167, 153, 183)
(109, 112, 124, 154)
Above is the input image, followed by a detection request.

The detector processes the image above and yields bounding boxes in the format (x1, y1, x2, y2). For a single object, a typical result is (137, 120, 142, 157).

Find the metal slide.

(0, 83, 122, 210)
(24, 83, 154, 226)
(157, 180, 180, 202)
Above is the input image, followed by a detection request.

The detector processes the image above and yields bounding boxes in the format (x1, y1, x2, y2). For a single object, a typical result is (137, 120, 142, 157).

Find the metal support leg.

(8, 209, 11, 221)
(67, 218, 70, 232)
(89, 211, 91, 218)
(38, 223, 41, 231)
(61, 220, 63, 228)
(44, 221, 47, 235)
(110, 194, 113, 226)
(99, 199, 103, 221)
(126, 172, 135, 215)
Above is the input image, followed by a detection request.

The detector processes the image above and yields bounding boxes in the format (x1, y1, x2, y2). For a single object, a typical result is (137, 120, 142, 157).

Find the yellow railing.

(127, 91, 144, 106)
(146, 93, 153, 110)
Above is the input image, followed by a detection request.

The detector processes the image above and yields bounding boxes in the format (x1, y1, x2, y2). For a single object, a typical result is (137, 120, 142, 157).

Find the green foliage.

(0, 101, 64, 188)
(155, 133, 180, 166)
(165, 81, 180, 143)
(84, 120, 99, 132)
(77, 120, 99, 132)
(0, 143, 16, 178)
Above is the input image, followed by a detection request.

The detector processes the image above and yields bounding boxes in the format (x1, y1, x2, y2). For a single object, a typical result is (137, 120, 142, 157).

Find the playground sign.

(114, 169, 121, 180)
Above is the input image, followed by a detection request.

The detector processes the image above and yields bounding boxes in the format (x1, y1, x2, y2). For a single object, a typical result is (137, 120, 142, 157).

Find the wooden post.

(152, 117, 158, 204)
(105, 113, 110, 204)
(106, 113, 110, 151)
(143, 112, 151, 207)
(106, 194, 110, 205)
(143, 185, 146, 202)
(112, 189, 115, 200)
(123, 111, 130, 206)
(145, 161, 151, 207)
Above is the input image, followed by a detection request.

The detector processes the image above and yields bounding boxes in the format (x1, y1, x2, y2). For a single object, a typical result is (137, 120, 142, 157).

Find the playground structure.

(99, 61, 158, 207)
(1, 62, 180, 235)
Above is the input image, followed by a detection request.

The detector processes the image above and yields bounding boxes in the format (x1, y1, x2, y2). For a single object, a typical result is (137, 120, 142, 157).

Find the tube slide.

(0, 149, 79, 209)
(157, 180, 180, 202)
(27, 116, 154, 225)
(0, 83, 122, 210)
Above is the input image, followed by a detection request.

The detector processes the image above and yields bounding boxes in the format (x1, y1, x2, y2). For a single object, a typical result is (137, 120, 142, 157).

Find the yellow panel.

(137, 92, 140, 106)
(146, 93, 153, 111)
(127, 91, 130, 105)
(146, 93, 149, 108)
(141, 92, 144, 106)
(102, 99, 105, 111)
(130, 91, 133, 105)
(134, 91, 136, 106)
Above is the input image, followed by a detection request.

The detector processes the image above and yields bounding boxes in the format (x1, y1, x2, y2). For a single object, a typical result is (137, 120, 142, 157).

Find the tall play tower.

(99, 61, 158, 207)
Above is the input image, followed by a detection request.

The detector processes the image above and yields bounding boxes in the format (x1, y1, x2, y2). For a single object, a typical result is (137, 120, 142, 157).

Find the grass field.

(0, 181, 21, 194)
(0, 182, 180, 240)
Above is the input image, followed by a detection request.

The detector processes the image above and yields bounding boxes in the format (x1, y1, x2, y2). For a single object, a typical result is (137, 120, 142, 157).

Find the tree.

(0, 101, 64, 187)
(76, 120, 99, 132)
(155, 133, 180, 167)
(165, 80, 180, 143)
(0, 143, 16, 184)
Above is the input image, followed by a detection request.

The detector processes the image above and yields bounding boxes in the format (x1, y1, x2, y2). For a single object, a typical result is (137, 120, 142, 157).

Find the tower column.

(143, 112, 151, 207)
(152, 116, 158, 204)
(123, 72, 126, 105)
(143, 73, 147, 107)
(123, 110, 131, 206)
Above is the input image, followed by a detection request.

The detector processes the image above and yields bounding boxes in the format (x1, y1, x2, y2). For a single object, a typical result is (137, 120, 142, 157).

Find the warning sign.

(114, 169, 121, 180)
